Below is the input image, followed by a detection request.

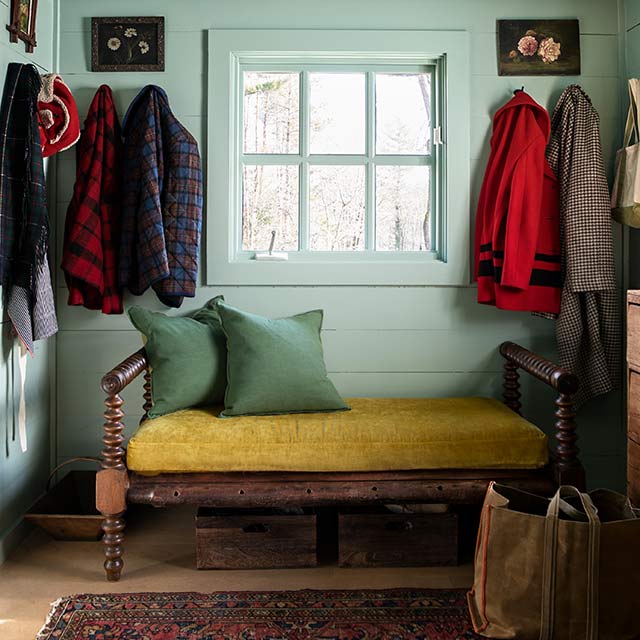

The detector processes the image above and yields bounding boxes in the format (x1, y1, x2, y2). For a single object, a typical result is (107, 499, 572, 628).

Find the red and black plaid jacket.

(62, 85, 123, 314)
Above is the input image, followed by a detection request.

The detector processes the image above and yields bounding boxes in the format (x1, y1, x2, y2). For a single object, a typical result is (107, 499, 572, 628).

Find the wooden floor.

(0, 505, 474, 640)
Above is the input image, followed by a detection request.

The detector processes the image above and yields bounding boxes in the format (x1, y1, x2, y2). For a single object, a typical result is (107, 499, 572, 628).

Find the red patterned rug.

(37, 589, 483, 639)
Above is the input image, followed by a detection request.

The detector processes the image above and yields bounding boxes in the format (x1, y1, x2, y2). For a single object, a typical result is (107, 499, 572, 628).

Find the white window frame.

(240, 62, 438, 256)
(207, 29, 470, 286)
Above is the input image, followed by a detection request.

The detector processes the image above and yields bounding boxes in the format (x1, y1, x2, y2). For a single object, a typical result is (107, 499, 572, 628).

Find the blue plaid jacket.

(118, 85, 202, 307)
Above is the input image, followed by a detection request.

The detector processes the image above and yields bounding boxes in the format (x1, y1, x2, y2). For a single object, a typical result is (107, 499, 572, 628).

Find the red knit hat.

(38, 74, 81, 157)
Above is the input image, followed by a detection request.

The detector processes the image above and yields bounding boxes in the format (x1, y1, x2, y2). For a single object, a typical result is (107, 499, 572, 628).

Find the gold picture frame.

(6, 0, 38, 53)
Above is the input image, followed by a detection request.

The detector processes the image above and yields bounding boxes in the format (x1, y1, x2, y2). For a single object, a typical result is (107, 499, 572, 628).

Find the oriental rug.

(37, 589, 483, 639)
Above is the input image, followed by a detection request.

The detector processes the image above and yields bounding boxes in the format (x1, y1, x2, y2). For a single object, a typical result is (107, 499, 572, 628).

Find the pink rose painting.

(517, 35, 538, 56)
(497, 19, 580, 76)
(538, 37, 562, 63)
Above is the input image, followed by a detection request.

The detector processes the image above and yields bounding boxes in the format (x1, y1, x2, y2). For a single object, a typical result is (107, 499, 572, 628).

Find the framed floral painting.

(497, 19, 580, 76)
(6, 0, 38, 53)
(91, 17, 164, 72)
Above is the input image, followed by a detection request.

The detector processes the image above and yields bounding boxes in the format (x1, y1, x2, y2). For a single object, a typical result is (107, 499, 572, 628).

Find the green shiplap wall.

(625, 0, 640, 287)
(0, 0, 56, 563)
(626, 0, 640, 78)
(55, 0, 625, 490)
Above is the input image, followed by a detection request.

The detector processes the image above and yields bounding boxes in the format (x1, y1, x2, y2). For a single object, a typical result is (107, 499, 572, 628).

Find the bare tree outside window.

(241, 68, 434, 253)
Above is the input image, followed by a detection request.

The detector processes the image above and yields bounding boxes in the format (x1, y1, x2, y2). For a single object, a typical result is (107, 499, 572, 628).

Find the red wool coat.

(62, 85, 123, 314)
(474, 90, 561, 314)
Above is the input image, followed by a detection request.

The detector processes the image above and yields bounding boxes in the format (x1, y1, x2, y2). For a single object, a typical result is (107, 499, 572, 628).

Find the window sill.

(207, 258, 470, 286)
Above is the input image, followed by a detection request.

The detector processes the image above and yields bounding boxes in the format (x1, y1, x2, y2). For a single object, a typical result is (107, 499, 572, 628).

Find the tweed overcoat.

(118, 85, 203, 308)
(545, 85, 619, 406)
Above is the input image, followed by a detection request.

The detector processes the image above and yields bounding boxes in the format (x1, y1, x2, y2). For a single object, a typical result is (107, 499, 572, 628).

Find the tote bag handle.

(623, 79, 640, 148)
(539, 486, 601, 640)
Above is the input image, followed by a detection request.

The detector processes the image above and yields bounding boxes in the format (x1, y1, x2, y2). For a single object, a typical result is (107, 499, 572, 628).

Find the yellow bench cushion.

(126, 397, 548, 474)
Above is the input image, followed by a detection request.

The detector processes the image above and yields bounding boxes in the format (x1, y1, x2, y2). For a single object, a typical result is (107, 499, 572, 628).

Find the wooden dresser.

(627, 291, 640, 506)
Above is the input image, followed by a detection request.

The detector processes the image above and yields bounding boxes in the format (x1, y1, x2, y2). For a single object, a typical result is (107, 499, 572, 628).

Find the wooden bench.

(95, 341, 583, 581)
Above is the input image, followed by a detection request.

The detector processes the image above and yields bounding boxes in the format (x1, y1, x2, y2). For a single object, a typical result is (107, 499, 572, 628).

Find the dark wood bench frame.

(95, 340, 583, 581)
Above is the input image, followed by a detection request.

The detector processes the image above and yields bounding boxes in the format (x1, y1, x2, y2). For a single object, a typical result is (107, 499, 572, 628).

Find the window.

(241, 68, 436, 255)
(208, 30, 470, 285)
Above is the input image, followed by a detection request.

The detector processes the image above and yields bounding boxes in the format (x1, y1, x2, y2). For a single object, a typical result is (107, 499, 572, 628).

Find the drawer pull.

(242, 523, 271, 534)
(385, 520, 413, 532)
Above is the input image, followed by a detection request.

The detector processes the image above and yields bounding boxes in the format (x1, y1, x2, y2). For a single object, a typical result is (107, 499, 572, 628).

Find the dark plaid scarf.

(62, 84, 123, 314)
(0, 63, 48, 291)
(0, 63, 56, 352)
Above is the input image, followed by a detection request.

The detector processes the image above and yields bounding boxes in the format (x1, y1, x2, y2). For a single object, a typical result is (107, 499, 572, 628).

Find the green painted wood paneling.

(625, 1, 640, 290)
(0, 0, 56, 564)
(54, 0, 626, 492)
(58, 0, 620, 35)
(627, 0, 640, 31)
(54, 286, 557, 333)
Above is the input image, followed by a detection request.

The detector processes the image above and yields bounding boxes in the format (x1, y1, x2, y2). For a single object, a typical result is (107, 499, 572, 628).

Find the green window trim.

(207, 29, 470, 286)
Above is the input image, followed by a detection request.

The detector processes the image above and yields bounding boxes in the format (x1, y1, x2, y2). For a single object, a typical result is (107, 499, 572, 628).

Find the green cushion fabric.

(128, 300, 227, 418)
(214, 300, 349, 417)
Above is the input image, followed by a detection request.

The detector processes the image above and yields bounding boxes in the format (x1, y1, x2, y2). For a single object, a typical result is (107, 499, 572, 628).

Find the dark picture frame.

(497, 19, 580, 76)
(91, 16, 165, 72)
(6, 0, 38, 53)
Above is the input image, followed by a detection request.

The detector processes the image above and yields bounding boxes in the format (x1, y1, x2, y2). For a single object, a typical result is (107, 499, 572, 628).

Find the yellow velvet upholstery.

(126, 397, 548, 474)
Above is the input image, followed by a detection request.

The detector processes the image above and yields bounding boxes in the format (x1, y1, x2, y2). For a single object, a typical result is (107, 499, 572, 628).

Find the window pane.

(242, 165, 299, 251)
(310, 165, 365, 251)
(376, 73, 431, 155)
(310, 73, 365, 154)
(243, 72, 299, 154)
(376, 166, 431, 251)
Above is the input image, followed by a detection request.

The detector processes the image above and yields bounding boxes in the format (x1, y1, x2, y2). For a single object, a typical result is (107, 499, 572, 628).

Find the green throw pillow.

(128, 299, 227, 418)
(215, 300, 349, 417)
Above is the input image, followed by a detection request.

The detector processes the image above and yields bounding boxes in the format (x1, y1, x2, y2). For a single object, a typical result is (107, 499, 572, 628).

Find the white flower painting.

(92, 17, 164, 72)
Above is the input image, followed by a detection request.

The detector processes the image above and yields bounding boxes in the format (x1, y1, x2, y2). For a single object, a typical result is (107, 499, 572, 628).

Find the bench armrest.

(499, 341, 579, 395)
(100, 348, 150, 474)
(499, 341, 584, 489)
(101, 348, 149, 395)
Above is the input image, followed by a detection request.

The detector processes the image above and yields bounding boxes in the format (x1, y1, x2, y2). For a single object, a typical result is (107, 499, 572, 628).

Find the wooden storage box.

(195, 508, 317, 569)
(25, 470, 103, 541)
(338, 507, 458, 567)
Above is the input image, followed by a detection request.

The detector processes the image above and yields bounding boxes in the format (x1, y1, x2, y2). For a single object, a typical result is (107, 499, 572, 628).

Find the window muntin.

(238, 64, 439, 257)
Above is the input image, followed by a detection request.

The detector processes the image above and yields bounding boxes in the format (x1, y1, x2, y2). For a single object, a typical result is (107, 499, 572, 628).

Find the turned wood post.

(502, 361, 522, 415)
(97, 349, 147, 581)
(553, 391, 585, 490)
(100, 391, 127, 581)
(142, 368, 152, 421)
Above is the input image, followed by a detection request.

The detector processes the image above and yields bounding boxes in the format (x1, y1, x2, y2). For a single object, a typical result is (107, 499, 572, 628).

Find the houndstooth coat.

(544, 85, 620, 407)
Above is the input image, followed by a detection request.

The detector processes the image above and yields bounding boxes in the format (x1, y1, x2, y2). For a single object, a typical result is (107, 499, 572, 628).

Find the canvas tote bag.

(612, 78, 640, 227)
(467, 483, 640, 640)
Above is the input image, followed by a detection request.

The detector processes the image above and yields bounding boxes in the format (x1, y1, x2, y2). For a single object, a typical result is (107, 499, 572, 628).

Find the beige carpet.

(0, 505, 473, 640)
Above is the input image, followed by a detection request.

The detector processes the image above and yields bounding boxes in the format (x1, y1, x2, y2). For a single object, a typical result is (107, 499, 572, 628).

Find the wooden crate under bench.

(195, 507, 317, 569)
(338, 506, 458, 568)
(195, 504, 459, 569)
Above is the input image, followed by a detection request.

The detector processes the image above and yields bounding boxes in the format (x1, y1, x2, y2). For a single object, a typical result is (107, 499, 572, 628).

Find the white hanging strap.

(17, 342, 28, 453)
(623, 79, 640, 148)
